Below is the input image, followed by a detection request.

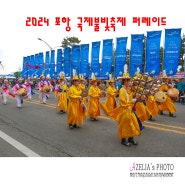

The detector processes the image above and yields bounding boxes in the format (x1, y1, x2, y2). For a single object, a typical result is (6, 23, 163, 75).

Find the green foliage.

(61, 36, 81, 48)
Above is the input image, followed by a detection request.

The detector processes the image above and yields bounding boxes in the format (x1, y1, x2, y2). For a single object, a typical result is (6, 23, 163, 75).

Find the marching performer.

(12, 78, 27, 108)
(108, 65, 141, 147)
(158, 71, 177, 117)
(104, 74, 118, 111)
(88, 73, 108, 121)
(146, 91, 159, 120)
(1, 79, 14, 104)
(45, 74, 52, 99)
(79, 74, 88, 118)
(67, 70, 85, 129)
(24, 77, 33, 100)
(55, 72, 68, 113)
(38, 75, 47, 104)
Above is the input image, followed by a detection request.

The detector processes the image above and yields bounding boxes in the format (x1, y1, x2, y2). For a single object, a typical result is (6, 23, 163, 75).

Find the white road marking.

(0, 130, 41, 157)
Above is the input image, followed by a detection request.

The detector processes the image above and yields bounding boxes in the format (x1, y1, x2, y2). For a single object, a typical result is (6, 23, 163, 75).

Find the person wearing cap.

(67, 72, 84, 129)
(104, 77, 118, 111)
(55, 72, 68, 114)
(24, 77, 33, 101)
(12, 78, 26, 108)
(158, 72, 177, 117)
(108, 65, 141, 147)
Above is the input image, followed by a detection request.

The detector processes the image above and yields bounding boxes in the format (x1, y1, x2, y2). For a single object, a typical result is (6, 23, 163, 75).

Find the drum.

(154, 91, 167, 105)
(167, 88, 179, 98)
(42, 85, 50, 93)
(18, 88, 27, 97)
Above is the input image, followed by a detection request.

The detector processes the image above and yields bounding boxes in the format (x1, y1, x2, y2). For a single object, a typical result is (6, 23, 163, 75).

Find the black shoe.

(73, 124, 80, 128)
(169, 113, 176, 117)
(69, 125, 73, 129)
(148, 116, 155, 121)
(159, 111, 164, 115)
(60, 110, 65, 114)
(128, 137, 138, 145)
(121, 139, 131, 147)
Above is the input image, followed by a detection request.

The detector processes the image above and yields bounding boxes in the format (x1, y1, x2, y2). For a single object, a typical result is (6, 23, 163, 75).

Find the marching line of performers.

(0, 67, 180, 147)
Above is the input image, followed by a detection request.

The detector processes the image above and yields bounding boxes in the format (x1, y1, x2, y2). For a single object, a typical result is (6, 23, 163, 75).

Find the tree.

(61, 36, 81, 48)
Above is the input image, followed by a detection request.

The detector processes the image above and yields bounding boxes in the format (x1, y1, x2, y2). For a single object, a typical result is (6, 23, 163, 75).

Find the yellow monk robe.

(108, 87, 141, 139)
(88, 85, 101, 119)
(134, 101, 151, 122)
(104, 85, 117, 111)
(67, 85, 84, 125)
(159, 84, 177, 114)
(56, 84, 68, 111)
(146, 95, 159, 117)
(79, 83, 88, 118)
(79, 84, 88, 105)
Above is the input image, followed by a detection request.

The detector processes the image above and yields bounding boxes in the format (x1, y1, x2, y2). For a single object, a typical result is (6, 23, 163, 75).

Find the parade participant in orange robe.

(104, 76, 118, 111)
(67, 71, 84, 129)
(158, 72, 177, 117)
(55, 72, 68, 114)
(108, 65, 141, 147)
(146, 92, 159, 119)
(79, 75, 88, 118)
(87, 74, 101, 121)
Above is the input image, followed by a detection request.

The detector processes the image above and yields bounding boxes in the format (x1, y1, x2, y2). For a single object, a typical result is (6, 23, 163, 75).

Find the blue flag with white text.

(164, 28, 181, 76)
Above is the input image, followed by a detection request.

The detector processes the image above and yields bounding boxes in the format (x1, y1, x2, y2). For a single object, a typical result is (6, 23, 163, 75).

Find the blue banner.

(29, 55, 35, 77)
(37, 52, 44, 77)
(91, 41, 100, 77)
(72, 45, 80, 75)
(101, 39, 113, 77)
(80, 44, 89, 78)
(22, 56, 29, 78)
(64, 47, 71, 77)
(146, 31, 162, 76)
(130, 34, 144, 77)
(164, 28, 182, 76)
(115, 37, 127, 77)
(45, 51, 50, 71)
(49, 50, 55, 78)
(56, 48, 62, 76)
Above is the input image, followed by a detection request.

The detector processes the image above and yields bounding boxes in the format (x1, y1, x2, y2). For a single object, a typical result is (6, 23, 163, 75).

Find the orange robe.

(134, 101, 151, 122)
(104, 85, 117, 111)
(146, 95, 159, 117)
(159, 84, 177, 114)
(88, 85, 101, 119)
(56, 84, 68, 111)
(108, 87, 141, 139)
(67, 85, 84, 125)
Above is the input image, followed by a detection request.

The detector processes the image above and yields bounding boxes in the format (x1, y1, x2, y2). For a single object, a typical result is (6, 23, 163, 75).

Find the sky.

(0, 0, 185, 74)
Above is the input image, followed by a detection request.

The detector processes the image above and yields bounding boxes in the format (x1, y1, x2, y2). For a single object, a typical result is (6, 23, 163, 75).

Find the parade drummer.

(38, 75, 47, 104)
(55, 72, 68, 114)
(158, 71, 177, 117)
(12, 78, 27, 108)
(67, 70, 85, 129)
(24, 77, 33, 101)
(108, 65, 141, 147)
(104, 74, 118, 111)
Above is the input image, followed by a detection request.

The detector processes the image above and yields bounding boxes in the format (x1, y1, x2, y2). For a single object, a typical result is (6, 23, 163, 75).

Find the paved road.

(0, 92, 185, 157)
